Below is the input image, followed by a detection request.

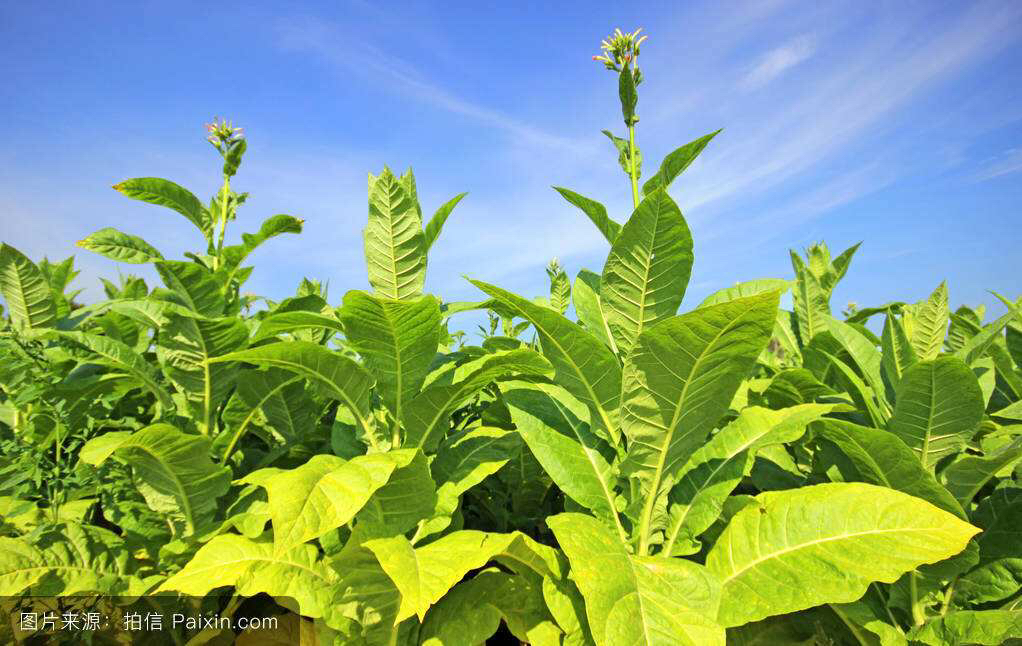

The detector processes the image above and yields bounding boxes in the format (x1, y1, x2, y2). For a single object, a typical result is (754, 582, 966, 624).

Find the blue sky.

(1, 0, 1020, 331)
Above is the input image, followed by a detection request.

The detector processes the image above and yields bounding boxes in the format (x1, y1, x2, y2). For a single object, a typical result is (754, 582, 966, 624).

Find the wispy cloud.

(974, 147, 1022, 181)
(274, 16, 594, 156)
(740, 34, 816, 90)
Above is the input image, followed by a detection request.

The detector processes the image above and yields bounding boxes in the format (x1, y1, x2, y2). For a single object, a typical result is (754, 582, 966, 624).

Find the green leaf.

(815, 419, 965, 518)
(956, 559, 1022, 605)
(159, 534, 338, 618)
(621, 292, 778, 535)
(553, 187, 621, 245)
(155, 260, 225, 317)
(113, 177, 210, 235)
(250, 310, 346, 343)
(240, 214, 304, 252)
(248, 450, 418, 553)
(364, 530, 521, 622)
(881, 312, 917, 388)
(81, 424, 231, 536)
(941, 437, 1022, 506)
(547, 260, 570, 315)
(0, 523, 149, 596)
(548, 513, 725, 646)
(504, 383, 623, 536)
(423, 192, 467, 251)
(698, 278, 791, 308)
(706, 482, 979, 627)
(601, 188, 693, 355)
(602, 130, 642, 178)
(77, 227, 164, 263)
(365, 167, 427, 300)
(348, 450, 436, 541)
(888, 357, 984, 469)
(472, 279, 622, 442)
(642, 129, 721, 195)
(572, 269, 613, 347)
(211, 341, 376, 443)
(404, 349, 552, 450)
(909, 610, 1022, 646)
(790, 251, 829, 345)
(154, 315, 249, 432)
(0, 243, 57, 329)
(339, 291, 441, 423)
(664, 404, 842, 556)
(911, 282, 950, 361)
(58, 330, 174, 410)
(618, 63, 638, 125)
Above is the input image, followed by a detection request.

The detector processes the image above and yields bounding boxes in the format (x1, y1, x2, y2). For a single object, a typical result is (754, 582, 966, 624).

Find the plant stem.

(214, 175, 231, 268)
(910, 571, 926, 626)
(628, 123, 640, 209)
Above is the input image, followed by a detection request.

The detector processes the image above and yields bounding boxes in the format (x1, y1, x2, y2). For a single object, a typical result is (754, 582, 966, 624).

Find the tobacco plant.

(0, 27, 1020, 646)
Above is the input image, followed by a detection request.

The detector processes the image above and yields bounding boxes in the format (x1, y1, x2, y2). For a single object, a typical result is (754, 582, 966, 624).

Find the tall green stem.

(628, 123, 640, 209)
(214, 175, 231, 269)
(910, 571, 926, 626)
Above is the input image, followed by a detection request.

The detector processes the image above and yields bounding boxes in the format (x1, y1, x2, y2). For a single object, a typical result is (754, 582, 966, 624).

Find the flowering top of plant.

(593, 27, 646, 84)
(205, 117, 244, 153)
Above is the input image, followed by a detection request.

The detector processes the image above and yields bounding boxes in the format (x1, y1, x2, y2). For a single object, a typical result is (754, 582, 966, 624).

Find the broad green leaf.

(706, 482, 979, 627)
(910, 610, 1022, 646)
(250, 450, 418, 553)
(240, 214, 303, 252)
(77, 227, 164, 263)
(472, 280, 621, 441)
(155, 260, 225, 317)
(956, 559, 1022, 605)
(365, 167, 427, 300)
(364, 530, 520, 622)
(815, 419, 965, 518)
(0, 243, 57, 329)
(0, 523, 149, 596)
(219, 368, 304, 458)
(547, 259, 570, 314)
(339, 291, 441, 423)
(911, 282, 950, 361)
(212, 341, 375, 443)
(881, 312, 917, 387)
(350, 450, 437, 540)
(250, 310, 346, 343)
(889, 357, 984, 469)
(548, 513, 725, 646)
(113, 177, 210, 235)
(81, 424, 231, 535)
(664, 404, 841, 556)
(419, 570, 560, 646)
(325, 545, 402, 640)
(602, 129, 642, 178)
(154, 315, 249, 432)
(431, 427, 518, 496)
(823, 315, 890, 418)
(504, 384, 623, 536)
(830, 586, 909, 646)
(553, 187, 621, 244)
(572, 269, 613, 347)
(404, 348, 552, 450)
(973, 488, 1022, 560)
(618, 63, 638, 125)
(58, 330, 174, 410)
(621, 292, 778, 532)
(790, 251, 829, 346)
(600, 188, 694, 355)
(159, 534, 338, 618)
(941, 437, 1022, 506)
(698, 278, 791, 308)
(423, 192, 467, 250)
(642, 130, 721, 195)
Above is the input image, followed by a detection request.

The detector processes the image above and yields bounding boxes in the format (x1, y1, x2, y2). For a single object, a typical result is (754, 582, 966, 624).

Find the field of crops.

(1, 27, 1020, 646)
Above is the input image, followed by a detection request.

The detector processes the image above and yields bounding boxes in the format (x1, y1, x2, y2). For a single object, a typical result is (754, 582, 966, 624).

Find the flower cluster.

(205, 117, 244, 153)
(593, 27, 647, 76)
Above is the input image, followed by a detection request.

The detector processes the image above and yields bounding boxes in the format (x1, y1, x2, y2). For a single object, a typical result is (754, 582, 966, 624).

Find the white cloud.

(974, 148, 1022, 181)
(740, 35, 816, 90)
